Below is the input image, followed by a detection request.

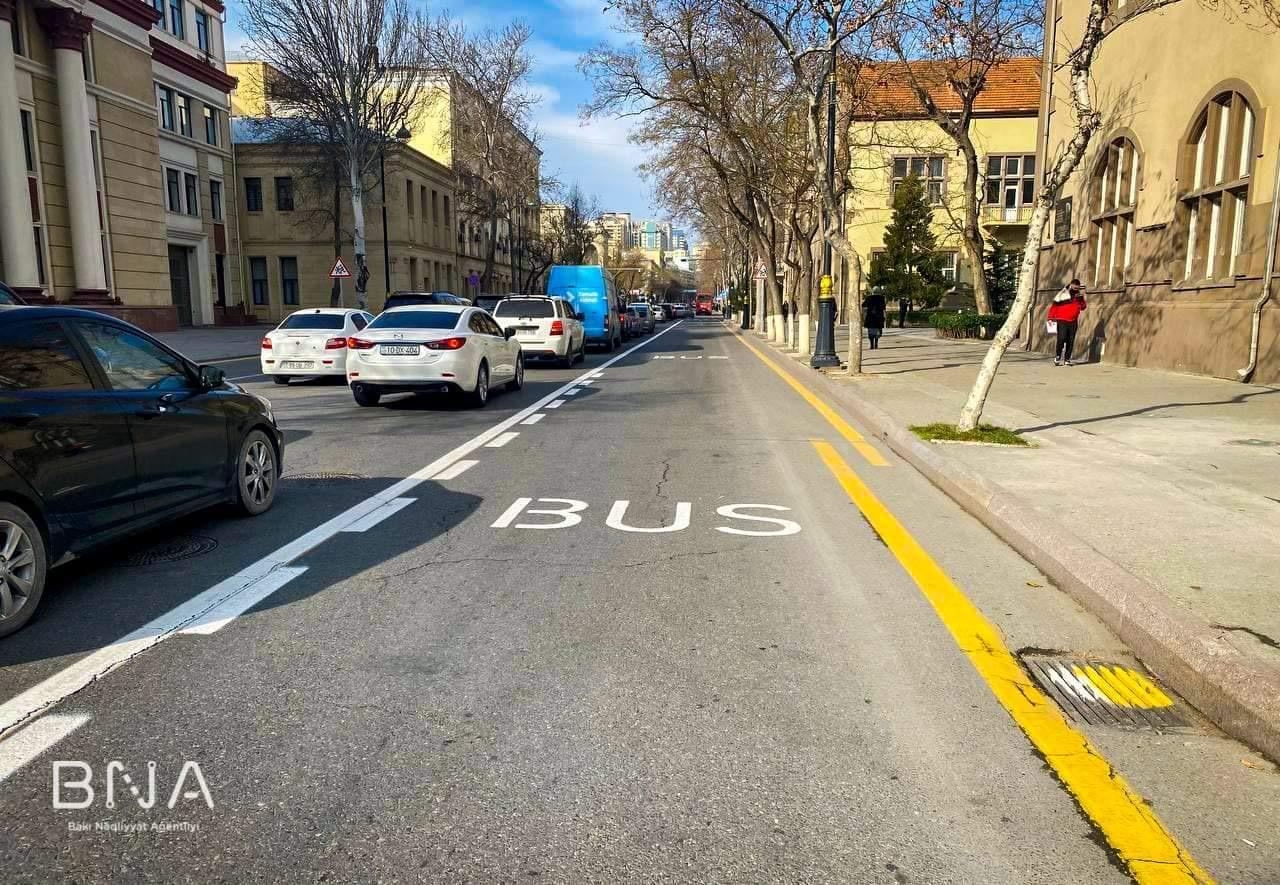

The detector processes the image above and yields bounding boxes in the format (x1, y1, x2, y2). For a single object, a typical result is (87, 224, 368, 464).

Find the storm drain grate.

(1021, 655, 1187, 730)
(122, 534, 219, 566)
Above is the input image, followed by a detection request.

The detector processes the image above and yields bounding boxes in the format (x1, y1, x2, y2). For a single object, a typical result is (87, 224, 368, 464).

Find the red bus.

(695, 294, 714, 315)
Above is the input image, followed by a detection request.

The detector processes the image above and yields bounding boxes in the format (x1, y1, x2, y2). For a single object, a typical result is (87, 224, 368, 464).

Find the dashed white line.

(181, 566, 310, 635)
(341, 497, 417, 533)
(564, 388, 582, 396)
(0, 714, 91, 784)
(485, 431, 520, 448)
(546, 399, 566, 409)
(0, 320, 686, 766)
(520, 413, 547, 425)
(589, 372, 605, 378)
(432, 459, 478, 481)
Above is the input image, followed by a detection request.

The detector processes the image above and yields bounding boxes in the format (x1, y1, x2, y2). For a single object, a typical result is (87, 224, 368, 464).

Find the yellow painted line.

(1095, 665, 1156, 709)
(1113, 666, 1176, 709)
(1078, 664, 1133, 707)
(730, 329, 889, 467)
(810, 438, 1212, 884)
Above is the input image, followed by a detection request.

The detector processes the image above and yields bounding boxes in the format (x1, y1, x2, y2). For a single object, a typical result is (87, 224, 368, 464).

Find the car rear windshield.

(368, 311, 460, 330)
(384, 294, 441, 309)
(494, 300, 555, 318)
(631, 305, 649, 314)
(280, 314, 345, 330)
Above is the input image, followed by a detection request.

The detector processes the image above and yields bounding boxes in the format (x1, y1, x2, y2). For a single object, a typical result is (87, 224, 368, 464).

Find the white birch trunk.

(349, 158, 369, 310)
(798, 313, 811, 356)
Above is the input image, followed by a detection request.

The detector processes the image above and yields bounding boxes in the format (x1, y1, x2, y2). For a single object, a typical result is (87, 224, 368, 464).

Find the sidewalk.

(761, 322, 1280, 758)
(155, 326, 266, 362)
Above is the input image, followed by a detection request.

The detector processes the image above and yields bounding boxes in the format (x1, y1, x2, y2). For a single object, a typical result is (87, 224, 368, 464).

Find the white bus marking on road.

(485, 431, 520, 448)
(520, 413, 547, 425)
(433, 459, 478, 481)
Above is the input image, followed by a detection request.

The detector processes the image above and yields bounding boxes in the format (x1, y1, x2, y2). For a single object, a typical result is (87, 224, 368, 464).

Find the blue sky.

(224, 0, 663, 223)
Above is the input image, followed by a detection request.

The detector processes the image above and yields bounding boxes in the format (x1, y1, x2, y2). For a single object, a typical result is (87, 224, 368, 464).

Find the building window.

(280, 257, 299, 305)
(893, 156, 946, 205)
(210, 178, 223, 222)
(443, 195, 451, 228)
(165, 168, 182, 212)
(420, 185, 428, 238)
(431, 189, 439, 226)
(204, 105, 218, 145)
(215, 254, 226, 304)
(184, 172, 198, 217)
(249, 256, 268, 305)
(273, 176, 294, 211)
(151, 0, 164, 29)
(195, 10, 210, 53)
(984, 154, 1037, 215)
(21, 108, 48, 286)
(91, 129, 112, 288)
(11, 2, 23, 56)
(168, 0, 184, 38)
(938, 252, 957, 283)
(245, 177, 263, 211)
(176, 94, 191, 137)
(1090, 137, 1140, 287)
(1181, 90, 1255, 281)
(157, 84, 175, 131)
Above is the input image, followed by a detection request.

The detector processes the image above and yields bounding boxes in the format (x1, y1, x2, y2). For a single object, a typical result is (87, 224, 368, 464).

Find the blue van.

(546, 265, 622, 351)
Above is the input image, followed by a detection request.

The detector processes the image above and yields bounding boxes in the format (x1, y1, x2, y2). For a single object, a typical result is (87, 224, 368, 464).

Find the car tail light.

(550, 320, 564, 336)
(347, 337, 375, 350)
(425, 337, 466, 350)
(261, 337, 273, 349)
(324, 337, 347, 349)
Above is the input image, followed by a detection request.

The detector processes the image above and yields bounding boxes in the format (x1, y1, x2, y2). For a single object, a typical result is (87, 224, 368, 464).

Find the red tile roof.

(848, 57, 1042, 119)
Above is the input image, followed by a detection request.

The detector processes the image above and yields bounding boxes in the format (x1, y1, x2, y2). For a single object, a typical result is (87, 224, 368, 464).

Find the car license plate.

(280, 360, 314, 369)
(379, 344, 420, 356)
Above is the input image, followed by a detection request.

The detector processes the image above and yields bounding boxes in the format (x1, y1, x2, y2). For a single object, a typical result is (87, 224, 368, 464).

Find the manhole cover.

(1022, 655, 1187, 730)
(123, 535, 219, 567)
(283, 472, 366, 482)
(1226, 438, 1279, 447)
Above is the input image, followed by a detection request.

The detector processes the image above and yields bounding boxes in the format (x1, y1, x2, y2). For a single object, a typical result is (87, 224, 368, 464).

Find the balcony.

(982, 205, 1033, 226)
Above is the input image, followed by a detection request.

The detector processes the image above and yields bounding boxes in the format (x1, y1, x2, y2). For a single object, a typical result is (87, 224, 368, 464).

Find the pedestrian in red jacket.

(1048, 279, 1087, 366)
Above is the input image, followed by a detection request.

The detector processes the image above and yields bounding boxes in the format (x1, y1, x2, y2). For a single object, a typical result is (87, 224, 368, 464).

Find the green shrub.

(929, 312, 1007, 339)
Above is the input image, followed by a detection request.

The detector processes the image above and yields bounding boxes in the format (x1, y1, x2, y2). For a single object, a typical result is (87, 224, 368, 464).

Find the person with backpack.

(1048, 278, 1088, 366)
(863, 288, 887, 350)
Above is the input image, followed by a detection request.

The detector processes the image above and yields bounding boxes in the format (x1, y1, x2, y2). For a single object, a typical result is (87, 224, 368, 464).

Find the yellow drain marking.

(1115, 667, 1175, 708)
(730, 330, 889, 467)
(811, 439, 1211, 884)
(1075, 665, 1175, 710)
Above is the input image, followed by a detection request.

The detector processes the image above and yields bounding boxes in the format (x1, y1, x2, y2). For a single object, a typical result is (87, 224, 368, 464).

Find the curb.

(743, 326, 1280, 762)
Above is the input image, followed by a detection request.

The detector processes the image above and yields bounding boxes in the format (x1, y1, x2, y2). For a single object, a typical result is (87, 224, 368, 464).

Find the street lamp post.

(810, 35, 841, 369)
(380, 125, 412, 301)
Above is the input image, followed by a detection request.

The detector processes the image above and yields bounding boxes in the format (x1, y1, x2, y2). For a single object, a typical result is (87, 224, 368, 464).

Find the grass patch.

(910, 422, 1029, 446)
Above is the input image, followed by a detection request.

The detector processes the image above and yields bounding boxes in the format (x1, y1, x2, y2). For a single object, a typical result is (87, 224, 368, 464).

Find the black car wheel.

(508, 354, 525, 391)
(0, 504, 47, 638)
(235, 429, 278, 516)
(272, 375, 290, 385)
(352, 384, 381, 407)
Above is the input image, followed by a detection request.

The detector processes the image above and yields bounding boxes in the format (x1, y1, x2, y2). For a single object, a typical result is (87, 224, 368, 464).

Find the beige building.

(235, 141, 458, 320)
(0, 0, 240, 330)
(1035, 2, 1279, 382)
(841, 59, 1042, 302)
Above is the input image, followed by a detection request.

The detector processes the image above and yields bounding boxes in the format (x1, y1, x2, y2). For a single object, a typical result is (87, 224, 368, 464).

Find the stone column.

(37, 8, 109, 299)
(0, 0, 42, 297)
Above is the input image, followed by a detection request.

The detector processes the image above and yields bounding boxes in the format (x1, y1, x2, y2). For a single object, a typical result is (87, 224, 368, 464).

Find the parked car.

(546, 265, 622, 351)
(623, 307, 643, 339)
(492, 296, 585, 368)
(0, 282, 27, 306)
(629, 302, 656, 334)
(0, 307, 283, 637)
(653, 304, 670, 322)
(346, 305, 523, 408)
(260, 308, 373, 385)
(473, 294, 506, 314)
(381, 291, 469, 312)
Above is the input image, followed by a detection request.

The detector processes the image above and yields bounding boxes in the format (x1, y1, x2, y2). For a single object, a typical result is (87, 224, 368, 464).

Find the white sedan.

(260, 308, 374, 384)
(346, 305, 524, 408)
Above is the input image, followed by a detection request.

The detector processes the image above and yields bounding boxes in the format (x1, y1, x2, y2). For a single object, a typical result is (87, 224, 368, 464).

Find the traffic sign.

(753, 261, 767, 280)
(329, 257, 352, 279)
(467, 272, 481, 287)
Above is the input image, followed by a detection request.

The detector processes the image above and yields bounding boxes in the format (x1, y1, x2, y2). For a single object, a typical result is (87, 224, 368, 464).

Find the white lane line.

(230, 373, 267, 381)
(433, 459, 478, 481)
(0, 320, 684, 748)
(653, 355, 675, 360)
(563, 388, 582, 396)
(181, 566, 309, 635)
(577, 379, 595, 386)
(520, 413, 546, 425)
(589, 372, 605, 378)
(708, 356, 729, 360)
(341, 497, 417, 533)
(546, 399, 566, 409)
(0, 714, 91, 784)
(484, 431, 520, 448)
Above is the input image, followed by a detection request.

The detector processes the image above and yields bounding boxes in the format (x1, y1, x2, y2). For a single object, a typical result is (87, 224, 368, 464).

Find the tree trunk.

(958, 21, 1105, 431)
(330, 156, 343, 307)
(959, 137, 992, 314)
(797, 233, 814, 356)
(483, 193, 498, 294)
(348, 153, 369, 310)
(844, 253, 864, 373)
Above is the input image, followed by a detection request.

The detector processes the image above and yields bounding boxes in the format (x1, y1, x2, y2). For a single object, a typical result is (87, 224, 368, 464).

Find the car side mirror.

(198, 365, 225, 389)
(575, 312, 585, 321)
(504, 327, 516, 340)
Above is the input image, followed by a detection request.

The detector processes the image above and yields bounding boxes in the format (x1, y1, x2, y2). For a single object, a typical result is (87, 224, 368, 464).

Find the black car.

(0, 282, 26, 306)
(0, 307, 284, 637)
(473, 294, 509, 314)
(382, 291, 470, 312)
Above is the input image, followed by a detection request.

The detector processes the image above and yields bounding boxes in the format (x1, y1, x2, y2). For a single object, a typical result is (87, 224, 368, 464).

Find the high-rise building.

(597, 212, 632, 259)
(634, 219, 674, 251)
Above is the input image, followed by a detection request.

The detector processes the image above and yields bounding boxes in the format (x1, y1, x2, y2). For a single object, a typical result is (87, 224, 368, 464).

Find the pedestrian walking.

(1047, 278, 1088, 366)
(898, 297, 910, 328)
(781, 299, 790, 324)
(863, 288, 887, 350)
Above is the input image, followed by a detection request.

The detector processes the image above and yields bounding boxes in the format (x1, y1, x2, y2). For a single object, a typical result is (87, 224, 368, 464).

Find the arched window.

(1090, 137, 1140, 287)
(1181, 90, 1256, 281)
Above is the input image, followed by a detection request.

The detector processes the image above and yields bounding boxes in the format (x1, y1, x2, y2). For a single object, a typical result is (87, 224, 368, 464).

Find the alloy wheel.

(0, 520, 37, 621)
(243, 439, 275, 507)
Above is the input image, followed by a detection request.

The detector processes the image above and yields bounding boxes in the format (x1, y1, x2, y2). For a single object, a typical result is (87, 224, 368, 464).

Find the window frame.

(164, 167, 182, 213)
(195, 9, 210, 53)
(168, 0, 184, 38)
(209, 177, 224, 222)
(203, 105, 218, 146)
(274, 176, 294, 212)
(279, 256, 300, 305)
(176, 93, 192, 138)
(891, 155, 947, 206)
(249, 256, 269, 306)
(20, 106, 50, 287)
(183, 171, 199, 217)
(244, 177, 263, 212)
(1089, 136, 1141, 288)
(1179, 89, 1256, 283)
(157, 84, 175, 132)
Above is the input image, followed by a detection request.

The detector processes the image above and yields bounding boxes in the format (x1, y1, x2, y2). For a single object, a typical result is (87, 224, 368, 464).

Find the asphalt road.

(0, 318, 1277, 883)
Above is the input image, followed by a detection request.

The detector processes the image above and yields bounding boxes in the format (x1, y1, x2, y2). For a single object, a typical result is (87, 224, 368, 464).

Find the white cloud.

(527, 81, 563, 108)
(528, 38, 583, 73)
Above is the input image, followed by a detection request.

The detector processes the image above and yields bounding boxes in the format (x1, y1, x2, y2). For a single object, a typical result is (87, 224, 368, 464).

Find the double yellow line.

(732, 328, 1212, 884)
